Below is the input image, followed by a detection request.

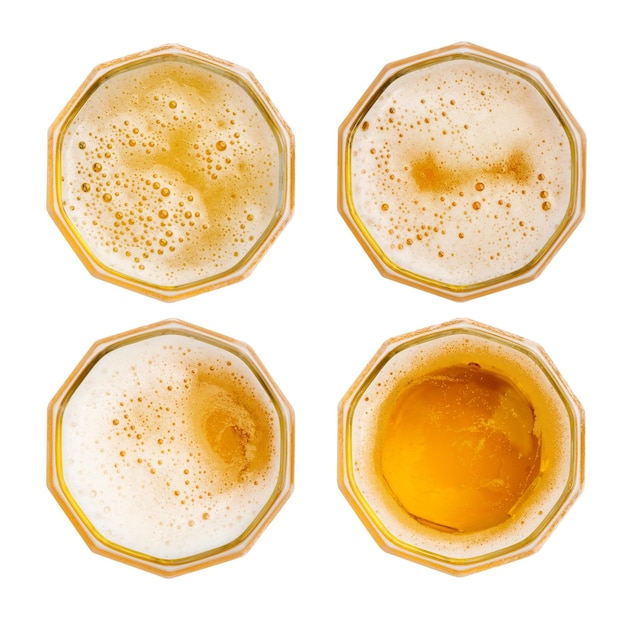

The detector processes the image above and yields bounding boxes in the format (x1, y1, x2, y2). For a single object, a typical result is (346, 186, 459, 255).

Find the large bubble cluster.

(60, 58, 282, 287)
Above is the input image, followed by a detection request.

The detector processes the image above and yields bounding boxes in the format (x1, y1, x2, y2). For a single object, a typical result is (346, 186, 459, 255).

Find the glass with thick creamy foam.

(339, 42, 585, 300)
(48, 319, 294, 576)
(48, 44, 294, 300)
(338, 319, 584, 575)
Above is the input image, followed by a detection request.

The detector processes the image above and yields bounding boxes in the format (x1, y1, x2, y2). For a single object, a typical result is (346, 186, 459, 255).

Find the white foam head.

(57, 329, 285, 562)
(346, 53, 578, 290)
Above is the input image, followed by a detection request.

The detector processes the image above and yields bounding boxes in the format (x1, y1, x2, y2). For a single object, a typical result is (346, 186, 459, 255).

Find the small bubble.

(78, 141, 86, 149)
(362, 121, 369, 131)
(542, 202, 551, 211)
(153, 182, 160, 190)
(216, 140, 227, 151)
(472, 201, 481, 210)
(538, 173, 545, 181)
(93, 163, 102, 172)
(81, 182, 91, 192)
(161, 187, 170, 197)
(381, 203, 389, 211)
(103, 193, 112, 202)
(246, 214, 254, 221)
(158, 210, 169, 219)
(475, 182, 485, 191)
(540, 190, 548, 198)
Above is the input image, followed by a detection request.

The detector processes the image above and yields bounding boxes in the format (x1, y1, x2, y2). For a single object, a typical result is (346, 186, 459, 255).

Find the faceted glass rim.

(48, 44, 295, 301)
(338, 318, 584, 575)
(47, 318, 295, 576)
(338, 42, 586, 301)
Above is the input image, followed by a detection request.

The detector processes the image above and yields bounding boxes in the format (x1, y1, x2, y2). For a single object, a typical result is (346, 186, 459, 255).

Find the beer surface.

(349, 58, 572, 286)
(61, 334, 279, 560)
(381, 364, 541, 533)
(60, 57, 282, 286)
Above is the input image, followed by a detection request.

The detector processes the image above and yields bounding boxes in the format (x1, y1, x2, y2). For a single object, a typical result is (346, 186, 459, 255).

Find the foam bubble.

(60, 333, 280, 560)
(349, 58, 572, 287)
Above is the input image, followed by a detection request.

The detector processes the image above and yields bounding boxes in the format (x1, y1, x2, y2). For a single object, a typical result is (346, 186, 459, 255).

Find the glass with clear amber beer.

(338, 319, 584, 575)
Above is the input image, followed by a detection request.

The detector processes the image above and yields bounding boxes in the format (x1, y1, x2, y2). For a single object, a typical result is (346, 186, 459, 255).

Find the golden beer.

(338, 319, 584, 575)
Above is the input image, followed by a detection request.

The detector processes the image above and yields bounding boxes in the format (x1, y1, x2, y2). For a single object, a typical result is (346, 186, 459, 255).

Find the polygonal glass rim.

(338, 42, 586, 301)
(48, 319, 295, 576)
(338, 318, 584, 575)
(48, 44, 295, 301)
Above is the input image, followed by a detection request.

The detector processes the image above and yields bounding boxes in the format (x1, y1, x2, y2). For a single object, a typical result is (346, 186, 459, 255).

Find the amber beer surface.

(49, 45, 294, 299)
(381, 363, 541, 533)
(339, 320, 584, 575)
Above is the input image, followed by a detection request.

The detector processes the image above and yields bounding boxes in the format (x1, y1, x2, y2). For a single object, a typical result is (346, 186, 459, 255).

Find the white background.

(2, 0, 622, 623)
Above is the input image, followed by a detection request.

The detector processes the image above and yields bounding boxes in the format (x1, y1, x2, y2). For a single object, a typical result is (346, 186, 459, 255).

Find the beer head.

(48, 45, 294, 301)
(48, 320, 294, 576)
(338, 319, 584, 575)
(338, 43, 585, 300)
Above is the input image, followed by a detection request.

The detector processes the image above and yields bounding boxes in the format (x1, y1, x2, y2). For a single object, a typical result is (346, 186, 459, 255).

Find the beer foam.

(347, 328, 575, 562)
(60, 333, 281, 561)
(59, 56, 284, 287)
(349, 58, 572, 287)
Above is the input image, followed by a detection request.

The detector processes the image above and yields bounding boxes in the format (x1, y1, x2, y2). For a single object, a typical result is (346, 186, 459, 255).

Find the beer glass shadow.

(338, 318, 584, 575)
(48, 44, 295, 301)
(338, 42, 585, 300)
(48, 319, 294, 576)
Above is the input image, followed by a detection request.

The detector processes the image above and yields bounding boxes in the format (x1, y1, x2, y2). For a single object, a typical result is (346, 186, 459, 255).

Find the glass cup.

(338, 42, 585, 300)
(48, 319, 294, 576)
(338, 318, 584, 575)
(48, 44, 295, 301)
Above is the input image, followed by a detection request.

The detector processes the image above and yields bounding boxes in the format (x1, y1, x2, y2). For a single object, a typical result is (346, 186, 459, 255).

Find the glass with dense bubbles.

(338, 42, 585, 300)
(338, 319, 584, 575)
(48, 44, 294, 300)
(48, 319, 294, 576)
